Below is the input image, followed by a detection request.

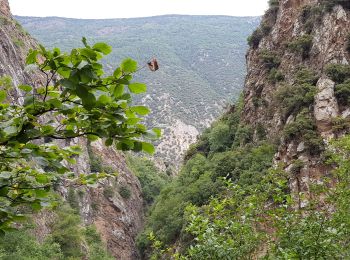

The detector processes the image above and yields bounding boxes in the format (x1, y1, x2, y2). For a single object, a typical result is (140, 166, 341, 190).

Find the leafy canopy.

(0, 38, 159, 234)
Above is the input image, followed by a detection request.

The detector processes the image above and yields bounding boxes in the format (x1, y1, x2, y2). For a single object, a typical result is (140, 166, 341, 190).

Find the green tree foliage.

(335, 80, 350, 106)
(84, 225, 114, 260)
(325, 64, 350, 107)
(283, 110, 324, 154)
(286, 35, 313, 59)
(0, 203, 112, 259)
(126, 156, 169, 206)
(326, 64, 350, 84)
(0, 228, 63, 259)
(320, 0, 350, 11)
(208, 122, 231, 152)
(275, 83, 317, 119)
(0, 39, 159, 233)
(150, 135, 350, 259)
(258, 49, 281, 70)
(119, 185, 131, 199)
(139, 98, 276, 256)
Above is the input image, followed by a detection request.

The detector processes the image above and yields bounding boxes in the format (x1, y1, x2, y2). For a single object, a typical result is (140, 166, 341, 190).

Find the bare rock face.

(314, 78, 339, 134)
(243, 0, 350, 203)
(0, 3, 144, 259)
(0, 0, 11, 18)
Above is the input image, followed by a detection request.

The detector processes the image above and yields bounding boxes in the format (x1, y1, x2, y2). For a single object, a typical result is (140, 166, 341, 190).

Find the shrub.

(256, 123, 267, 140)
(87, 143, 116, 174)
(67, 188, 79, 211)
(85, 226, 114, 260)
(290, 159, 304, 175)
(268, 68, 285, 83)
(332, 116, 350, 131)
(208, 121, 232, 152)
(119, 186, 131, 199)
(127, 156, 169, 205)
(0, 229, 63, 259)
(91, 202, 99, 211)
(276, 83, 317, 119)
(300, 5, 323, 33)
(259, 50, 281, 70)
(295, 67, 319, 85)
(326, 64, 350, 84)
(283, 110, 324, 155)
(103, 186, 114, 198)
(335, 79, 350, 106)
(248, 29, 263, 48)
(320, 0, 350, 11)
(51, 205, 83, 258)
(287, 35, 313, 59)
(233, 124, 254, 146)
(261, 22, 273, 36)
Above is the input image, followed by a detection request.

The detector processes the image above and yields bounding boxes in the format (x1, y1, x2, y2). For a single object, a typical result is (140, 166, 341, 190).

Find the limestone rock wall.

(243, 0, 350, 206)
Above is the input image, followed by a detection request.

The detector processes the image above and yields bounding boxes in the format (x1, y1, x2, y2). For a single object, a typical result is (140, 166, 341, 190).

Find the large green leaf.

(142, 142, 155, 154)
(93, 42, 112, 55)
(128, 83, 147, 94)
(132, 106, 150, 115)
(0, 90, 6, 102)
(121, 58, 138, 73)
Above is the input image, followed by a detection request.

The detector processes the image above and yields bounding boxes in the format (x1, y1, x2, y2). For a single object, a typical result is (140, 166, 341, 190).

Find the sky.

(9, 0, 268, 19)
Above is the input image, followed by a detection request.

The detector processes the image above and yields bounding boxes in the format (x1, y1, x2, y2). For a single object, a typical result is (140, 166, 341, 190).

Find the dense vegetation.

(137, 98, 277, 257)
(0, 203, 112, 259)
(126, 155, 169, 206)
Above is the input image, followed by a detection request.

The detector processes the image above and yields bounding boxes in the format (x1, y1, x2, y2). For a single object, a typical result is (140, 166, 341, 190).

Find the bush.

(119, 186, 131, 199)
(290, 159, 304, 175)
(126, 156, 169, 205)
(85, 226, 114, 260)
(320, 0, 350, 11)
(276, 83, 317, 119)
(208, 121, 232, 152)
(287, 35, 313, 59)
(50, 205, 83, 258)
(233, 124, 254, 146)
(0, 228, 63, 259)
(259, 50, 281, 70)
(326, 64, 350, 84)
(332, 116, 350, 131)
(300, 5, 323, 33)
(295, 67, 319, 85)
(268, 68, 285, 83)
(67, 187, 79, 211)
(247, 29, 263, 48)
(283, 110, 324, 155)
(103, 186, 115, 198)
(335, 79, 350, 106)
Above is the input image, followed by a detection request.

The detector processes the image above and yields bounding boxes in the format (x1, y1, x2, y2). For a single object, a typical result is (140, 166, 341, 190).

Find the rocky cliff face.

(243, 0, 350, 206)
(0, 0, 144, 258)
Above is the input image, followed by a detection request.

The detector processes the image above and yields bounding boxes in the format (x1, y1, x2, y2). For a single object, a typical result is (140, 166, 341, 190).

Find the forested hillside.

(16, 15, 260, 167)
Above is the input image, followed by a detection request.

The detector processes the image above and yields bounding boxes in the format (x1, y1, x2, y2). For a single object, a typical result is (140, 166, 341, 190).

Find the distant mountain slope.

(17, 15, 260, 167)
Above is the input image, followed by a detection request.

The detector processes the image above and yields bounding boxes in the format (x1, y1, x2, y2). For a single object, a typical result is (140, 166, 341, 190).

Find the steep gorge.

(140, 0, 350, 258)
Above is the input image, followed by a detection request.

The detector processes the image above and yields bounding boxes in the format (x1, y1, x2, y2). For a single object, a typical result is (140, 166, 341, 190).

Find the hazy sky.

(9, 0, 268, 19)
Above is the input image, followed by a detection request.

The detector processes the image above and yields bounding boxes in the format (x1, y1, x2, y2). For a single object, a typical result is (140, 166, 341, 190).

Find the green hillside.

(16, 15, 259, 166)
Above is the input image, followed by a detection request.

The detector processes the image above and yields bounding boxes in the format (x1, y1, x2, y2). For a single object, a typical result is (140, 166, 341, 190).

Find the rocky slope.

(243, 0, 350, 206)
(0, 0, 144, 258)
